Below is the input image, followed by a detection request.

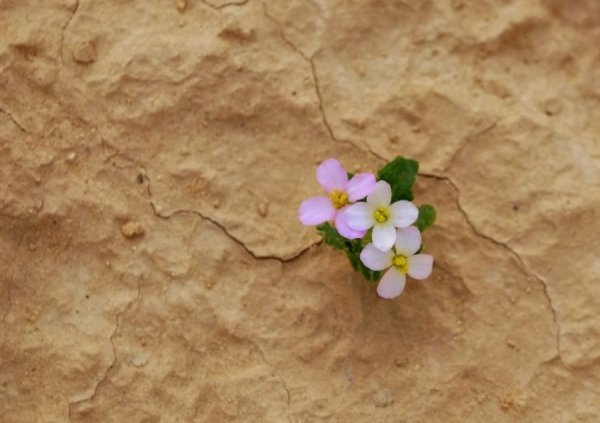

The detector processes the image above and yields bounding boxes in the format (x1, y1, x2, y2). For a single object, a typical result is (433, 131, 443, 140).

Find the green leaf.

(348, 239, 379, 283)
(316, 223, 347, 251)
(316, 223, 382, 284)
(360, 228, 373, 247)
(415, 204, 436, 232)
(377, 156, 419, 201)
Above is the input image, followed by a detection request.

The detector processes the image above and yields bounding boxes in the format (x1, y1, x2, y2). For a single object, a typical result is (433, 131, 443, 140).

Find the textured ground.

(1, 0, 600, 421)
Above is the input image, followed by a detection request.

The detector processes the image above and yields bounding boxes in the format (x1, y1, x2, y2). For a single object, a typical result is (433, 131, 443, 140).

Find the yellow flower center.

(373, 207, 390, 223)
(392, 254, 409, 274)
(329, 189, 349, 209)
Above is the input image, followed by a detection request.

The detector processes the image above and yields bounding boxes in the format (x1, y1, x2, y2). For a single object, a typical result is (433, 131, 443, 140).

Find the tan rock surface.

(1, 0, 599, 421)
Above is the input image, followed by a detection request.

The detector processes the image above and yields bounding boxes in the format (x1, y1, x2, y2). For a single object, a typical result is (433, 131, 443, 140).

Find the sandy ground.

(1, 0, 600, 421)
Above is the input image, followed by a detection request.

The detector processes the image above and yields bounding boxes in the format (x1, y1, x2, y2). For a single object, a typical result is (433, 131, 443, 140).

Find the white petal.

(390, 200, 419, 228)
(360, 244, 393, 271)
(345, 202, 376, 231)
(372, 221, 396, 251)
(394, 226, 422, 256)
(377, 268, 407, 299)
(367, 180, 392, 207)
(407, 254, 433, 280)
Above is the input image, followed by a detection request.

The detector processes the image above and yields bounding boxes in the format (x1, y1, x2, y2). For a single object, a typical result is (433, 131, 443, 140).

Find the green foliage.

(316, 223, 382, 284)
(316, 222, 348, 251)
(377, 156, 419, 201)
(415, 204, 436, 232)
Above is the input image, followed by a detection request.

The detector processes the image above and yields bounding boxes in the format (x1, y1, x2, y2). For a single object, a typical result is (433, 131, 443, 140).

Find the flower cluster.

(299, 157, 436, 299)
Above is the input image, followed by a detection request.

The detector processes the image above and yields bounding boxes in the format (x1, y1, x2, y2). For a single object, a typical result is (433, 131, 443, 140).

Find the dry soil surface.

(1, 0, 600, 422)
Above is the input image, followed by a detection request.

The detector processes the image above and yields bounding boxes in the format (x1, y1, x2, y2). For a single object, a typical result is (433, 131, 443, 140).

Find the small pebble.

(72, 40, 97, 64)
(176, 0, 187, 12)
(67, 151, 77, 161)
(130, 352, 148, 367)
(544, 98, 562, 116)
(394, 357, 409, 367)
(257, 201, 269, 217)
(374, 389, 394, 408)
(121, 222, 145, 238)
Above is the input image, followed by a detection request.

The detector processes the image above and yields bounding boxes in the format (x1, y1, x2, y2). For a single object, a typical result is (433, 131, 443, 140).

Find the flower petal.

(372, 221, 396, 251)
(316, 158, 348, 192)
(346, 173, 377, 202)
(407, 254, 434, 280)
(367, 180, 392, 207)
(377, 268, 407, 299)
(360, 243, 393, 271)
(345, 202, 376, 231)
(298, 196, 336, 226)
(390, 200, 419, 228)
(335, 207, 367, 239)
(395, 225, 422, 256)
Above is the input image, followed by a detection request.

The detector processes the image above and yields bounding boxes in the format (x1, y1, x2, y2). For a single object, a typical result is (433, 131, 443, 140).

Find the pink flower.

(299, 159, 377, 239)
(360, 226, 433, 299)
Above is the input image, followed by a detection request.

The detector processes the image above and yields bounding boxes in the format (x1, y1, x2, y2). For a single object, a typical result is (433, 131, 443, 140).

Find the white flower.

(345, 180, 419, 251)
(360, 226, 433, 299)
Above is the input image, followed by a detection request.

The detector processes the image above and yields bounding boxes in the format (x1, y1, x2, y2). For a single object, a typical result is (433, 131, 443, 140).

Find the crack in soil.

(263, 5, 384, 161)
(98, 134, 320, 263)
(254, 344, 292, 423)
(443, 120, 498, 173)
(420, 172, 562, 362)
(60, 0, 80, 65)
(1, 232, 25, 324)
(67, 278, 141, 422)
(0, 108, 29, 134)
(145, 183, 321, 264)
(201, 0, 250, 10)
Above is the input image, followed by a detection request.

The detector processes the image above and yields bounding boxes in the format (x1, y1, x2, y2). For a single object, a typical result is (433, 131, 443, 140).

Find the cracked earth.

(2, 0, 600, 421)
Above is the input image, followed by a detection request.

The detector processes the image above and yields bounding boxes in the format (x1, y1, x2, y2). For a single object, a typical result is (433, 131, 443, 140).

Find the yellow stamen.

(329, 190, 348, 209)
(392, 255, 409, 274)
(374, 207, 390, 223)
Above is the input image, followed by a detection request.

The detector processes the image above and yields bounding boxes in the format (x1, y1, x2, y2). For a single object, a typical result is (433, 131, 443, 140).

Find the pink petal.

(345, 202, 376, 231)
(407, 254, 433, 280)
(335, 207, 367, 239)
(394, 226, 422, 256)
(367, 180, 391, 207)
(299, 196, 336, 226)
(390, 200, 419, 228)
(346, 173, 377, 202)
(372, 221, 396, 251)
(360, 243, 393, 271)
(316, 158, 348, 192)
(377, 268, 406, 299)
